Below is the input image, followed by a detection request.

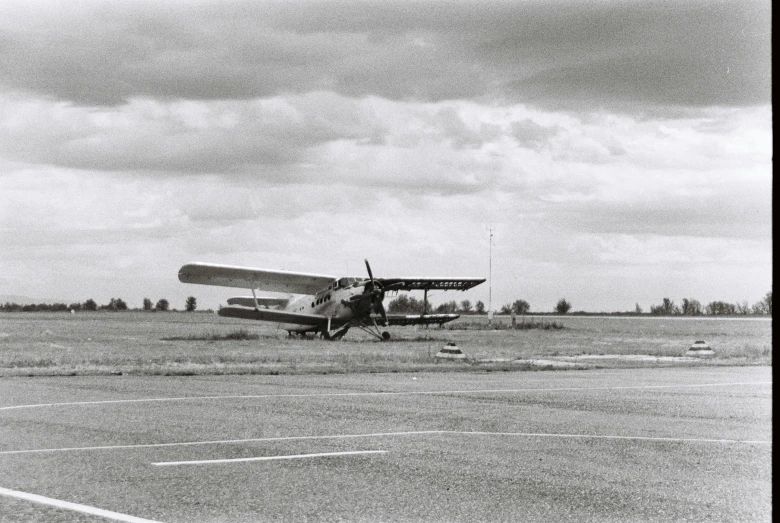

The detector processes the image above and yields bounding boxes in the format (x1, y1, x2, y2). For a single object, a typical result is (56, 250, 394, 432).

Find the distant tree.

(69, 302, 82, 311)
(763, 290, 772, 315)
(143, 298, 153, 311)
(681, 298, 702, 316)
(664, 298, 680, 315)
(185, 296, 197, 312)
(751, 300, 768, 315)
(459, 300, 472, 313)
(635, 303, 643, 314)
(555, 298, 572, 314)
(103, 298, 127, 311)
(475, 300, 485, 314)
(388, 295, 411, 313)
(155, 299, 169, 312)
(388, 295, 430, 314)
(435, 300, 458, 314)
(409, 297, 426, 314)
(84, 299, 98, 311)
(735, 301, 750, 315)
(705, 301, 736, 315)
(512, 299, 531, 315)
(499, 303, 513, 314)
(652, 298, 680, 315)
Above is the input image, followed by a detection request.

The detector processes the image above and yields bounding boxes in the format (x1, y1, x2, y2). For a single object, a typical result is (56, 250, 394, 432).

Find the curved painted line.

(0, 486, 163, 523)
(0, 381, 770, 411)
(0, 429, 769, 456)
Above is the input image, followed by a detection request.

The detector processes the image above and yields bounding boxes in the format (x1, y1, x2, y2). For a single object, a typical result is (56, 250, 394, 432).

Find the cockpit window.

(338, 277, 361, 288)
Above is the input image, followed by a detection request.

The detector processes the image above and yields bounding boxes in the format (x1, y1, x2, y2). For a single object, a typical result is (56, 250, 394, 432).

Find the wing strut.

(251, 288, 260, 310)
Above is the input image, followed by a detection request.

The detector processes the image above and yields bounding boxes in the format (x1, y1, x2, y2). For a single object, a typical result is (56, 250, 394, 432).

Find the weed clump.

(449, 320, 563, 331)
(162, 329, 260, 341)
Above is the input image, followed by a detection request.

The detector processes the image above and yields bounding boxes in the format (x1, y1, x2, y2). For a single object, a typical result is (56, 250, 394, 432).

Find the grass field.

(0, 312, 771, 376)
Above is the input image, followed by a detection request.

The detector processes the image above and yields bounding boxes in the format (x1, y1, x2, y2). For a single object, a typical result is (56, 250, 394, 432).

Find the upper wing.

(179, 263, 336, 295)
(377, 278, 485, 292)
(385, 313, 461, 326)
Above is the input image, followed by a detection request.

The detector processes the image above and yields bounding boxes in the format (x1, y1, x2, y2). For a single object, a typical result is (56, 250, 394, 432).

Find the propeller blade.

(376, 299, 388, 326)
(364, 259, 374, 283)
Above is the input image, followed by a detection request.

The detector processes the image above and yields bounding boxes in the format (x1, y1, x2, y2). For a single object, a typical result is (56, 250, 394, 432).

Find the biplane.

(178, 260, 485, 340)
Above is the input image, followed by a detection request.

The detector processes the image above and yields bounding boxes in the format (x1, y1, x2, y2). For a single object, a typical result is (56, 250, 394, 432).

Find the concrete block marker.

(0, 486, 163, 523)
(686, 340, 715, 357)
(436, 342, 467, 362)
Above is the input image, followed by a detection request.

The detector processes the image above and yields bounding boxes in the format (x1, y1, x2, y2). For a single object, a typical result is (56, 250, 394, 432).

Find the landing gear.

(352, 319, 392, 341)
(323, 325, 351, 341)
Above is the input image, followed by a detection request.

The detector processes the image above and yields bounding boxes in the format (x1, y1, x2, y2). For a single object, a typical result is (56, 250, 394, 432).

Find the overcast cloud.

(0, 0, 772, 311)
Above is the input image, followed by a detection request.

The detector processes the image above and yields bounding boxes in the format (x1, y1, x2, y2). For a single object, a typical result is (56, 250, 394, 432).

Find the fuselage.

(281, 277, 371, 332)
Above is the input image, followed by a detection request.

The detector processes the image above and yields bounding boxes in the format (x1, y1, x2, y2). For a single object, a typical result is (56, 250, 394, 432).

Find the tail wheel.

(381, 331, 391, 341)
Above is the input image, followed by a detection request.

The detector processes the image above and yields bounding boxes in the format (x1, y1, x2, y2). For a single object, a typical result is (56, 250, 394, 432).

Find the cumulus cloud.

(0, 1, 772, 310)
(0, 92, 385, 173)
(0, 1, 770, 110)
(511, 119, 562, 150)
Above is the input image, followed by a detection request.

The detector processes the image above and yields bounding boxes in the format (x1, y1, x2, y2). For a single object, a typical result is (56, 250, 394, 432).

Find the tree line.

(1, 296, 198, 312)
(387, 296, 574, 315)
(3, 290, 772, 316)
(388, 291, 772, 317)
(647, 291, 772, 316)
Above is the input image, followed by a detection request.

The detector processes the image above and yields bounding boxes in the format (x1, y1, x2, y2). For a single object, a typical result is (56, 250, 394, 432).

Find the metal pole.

(488, 227, 493, 325)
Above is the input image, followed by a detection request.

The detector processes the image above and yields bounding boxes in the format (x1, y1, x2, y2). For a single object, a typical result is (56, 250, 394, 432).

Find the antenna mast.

(488, 227, 493, 322)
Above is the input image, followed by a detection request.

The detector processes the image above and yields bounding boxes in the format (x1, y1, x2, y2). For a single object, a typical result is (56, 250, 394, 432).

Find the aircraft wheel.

(381, 331, 391, 341)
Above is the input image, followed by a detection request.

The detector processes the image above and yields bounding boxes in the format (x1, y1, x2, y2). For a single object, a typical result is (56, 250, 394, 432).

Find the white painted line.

(0, 486, 163, 523)
(152, 450, 387, 466)
(451, 431, 771, 445)
(0, 431, 439, 455)
(0, 429, 769, 456)
(0, 381, 770, 411)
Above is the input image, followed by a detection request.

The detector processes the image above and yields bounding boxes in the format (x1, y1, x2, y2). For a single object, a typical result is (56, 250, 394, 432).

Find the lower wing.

(219, 306, 328, 326)
(385, 314, 460, 326)
(227, 296, 290, 308)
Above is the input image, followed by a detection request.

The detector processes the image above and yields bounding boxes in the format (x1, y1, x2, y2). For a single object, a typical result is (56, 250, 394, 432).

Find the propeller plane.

(178, 260, 485, 340)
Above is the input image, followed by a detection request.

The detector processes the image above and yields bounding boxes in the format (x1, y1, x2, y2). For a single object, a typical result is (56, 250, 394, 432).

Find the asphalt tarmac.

(0, 367, 771, 522)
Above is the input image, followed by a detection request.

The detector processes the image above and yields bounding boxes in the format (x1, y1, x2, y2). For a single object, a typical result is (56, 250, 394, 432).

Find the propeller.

(364, 259, 388, 326)
(341, 259, 389, 326)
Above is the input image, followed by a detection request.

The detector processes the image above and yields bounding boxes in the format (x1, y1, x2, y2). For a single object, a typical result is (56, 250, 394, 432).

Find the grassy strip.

(0, 359, 579, 377)
(449, 320, 564, 331)
(161, 329, 260, 341)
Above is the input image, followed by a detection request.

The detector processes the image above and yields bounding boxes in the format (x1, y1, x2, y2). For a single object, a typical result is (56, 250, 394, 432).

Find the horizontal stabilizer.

(227, 296, 289, 308)
(385, 314, 460, 326)
(218, 306, 327, 326)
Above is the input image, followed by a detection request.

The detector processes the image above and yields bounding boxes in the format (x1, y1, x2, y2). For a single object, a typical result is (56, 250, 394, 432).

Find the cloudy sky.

(0, 0, 772, 312)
